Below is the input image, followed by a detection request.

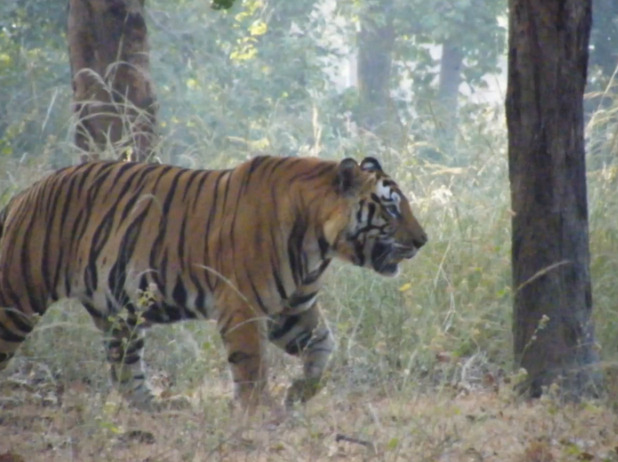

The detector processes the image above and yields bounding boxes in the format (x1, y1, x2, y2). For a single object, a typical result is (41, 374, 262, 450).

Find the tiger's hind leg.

(268, 302, 335, 409)
(0, 306, 39, 372)
(88, 308, 157, 409)
(0, 290, 44, 373)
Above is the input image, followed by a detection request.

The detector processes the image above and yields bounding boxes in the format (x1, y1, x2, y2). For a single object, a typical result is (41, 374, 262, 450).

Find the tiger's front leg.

(268, 302, 335, 408)
(217, 299, 271, 412)
(90, 311, 159, 409)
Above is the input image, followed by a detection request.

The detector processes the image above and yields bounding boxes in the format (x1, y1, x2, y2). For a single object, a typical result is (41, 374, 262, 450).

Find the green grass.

(2, 100, 618, 460)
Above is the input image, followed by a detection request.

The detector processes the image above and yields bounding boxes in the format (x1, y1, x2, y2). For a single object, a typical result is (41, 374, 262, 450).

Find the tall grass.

(2, 83, 618, 461)
(1, 92, 617, 400)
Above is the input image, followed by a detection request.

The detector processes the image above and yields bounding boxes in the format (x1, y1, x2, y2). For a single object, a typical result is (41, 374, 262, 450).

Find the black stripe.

(181, 169, 202, 202)
(0, 323, 26, 343)
(268, 314, 300, 341)
(297, 163, 335, 183)
(172, 276, 188, 307)
(218, 172, 233, 269)
(189, 272, 208, 317)
(5, 308, 33, 333)
(220, 171, 233, 210)
(110, 161, 138, 185)
(165, 302, 187, 321)
(75, 162, 103, 196)
(85, 214, 115, 296)
(40, 179, 67, 294)
(85, 163, 117, 208)
(227, 351, 254, 364)
(138, 274, 149, 293)
(51, 174, 81, 297)
(248, 277, 268, 314)
(161, 169, 185, 215)
(288, 291, 317, 308)
(218, 312, 236, 337)
(19, 214, 44, 313)
(285, 331, 312, 355)
(272, 263, 287, 301)
(159, 250, 169, 289)
(248, 156, 269, 174)
(191, 171, 211, 213)
(83, 301, 105, 320)
(124, 337, 145, 356)
(1, 279, 19, 307)
(240, 156, 270, 196)
(177, 216, 188, 270)
(108, 263, 130, 307)
(267, 156, 291, 177)
(109, 196, 153, 304)
(148, 168, 175, 275)
(229, 174, 246, 251)
(203, 172, 228, 289)
(302, 260, 330, 285)
(318, 235, 330, 259)
(286, 162, 334, 185)
(287, 217, 307, 285)
(119, 165, 161, 221)
(356, 199, 365, 223)
(354, 239, 365, 266)
(123, 354, 141, 365)
(367, 203, 377, 225)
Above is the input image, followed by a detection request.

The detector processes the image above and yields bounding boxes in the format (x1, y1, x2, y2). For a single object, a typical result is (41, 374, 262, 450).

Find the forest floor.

(1, 365, 618, 462)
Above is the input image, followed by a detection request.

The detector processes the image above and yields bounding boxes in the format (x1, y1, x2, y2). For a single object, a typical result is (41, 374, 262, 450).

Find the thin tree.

(506, 0, 600, 397)
(356, 0, 401, 139)
(68, 0, 157, 162)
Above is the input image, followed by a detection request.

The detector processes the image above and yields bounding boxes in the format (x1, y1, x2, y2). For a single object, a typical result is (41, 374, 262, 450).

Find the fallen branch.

(335, 433, 375, 450)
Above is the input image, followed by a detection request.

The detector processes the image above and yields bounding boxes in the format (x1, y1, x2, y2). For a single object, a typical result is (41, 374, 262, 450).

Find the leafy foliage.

(0, 0, 70, 164)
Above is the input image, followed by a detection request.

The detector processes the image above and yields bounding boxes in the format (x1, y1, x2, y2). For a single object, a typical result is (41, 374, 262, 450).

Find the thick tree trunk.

(68, 0, 157, 162)
(506, 0, 599, 398)
(356, 0, 401, 139)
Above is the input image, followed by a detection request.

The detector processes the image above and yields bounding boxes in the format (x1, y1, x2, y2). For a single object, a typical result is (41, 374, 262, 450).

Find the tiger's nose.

(413, 231, 428, 249)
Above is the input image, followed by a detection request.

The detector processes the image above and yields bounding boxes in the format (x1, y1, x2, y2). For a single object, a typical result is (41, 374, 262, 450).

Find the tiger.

(0, 155, 427, 411)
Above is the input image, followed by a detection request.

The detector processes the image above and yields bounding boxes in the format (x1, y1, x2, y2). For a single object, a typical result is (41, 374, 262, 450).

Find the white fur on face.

(376, 180, 401, 212)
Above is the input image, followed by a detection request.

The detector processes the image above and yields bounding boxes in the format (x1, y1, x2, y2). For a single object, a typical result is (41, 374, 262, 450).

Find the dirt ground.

(1, 365, 618, 462)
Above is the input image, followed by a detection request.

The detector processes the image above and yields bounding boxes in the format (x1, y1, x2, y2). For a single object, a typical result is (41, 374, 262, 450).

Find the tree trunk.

(68, 0, 157, 162)
(356, 0, 401, 139)
(436, 38, 463, 156)
(506, 0, 599, 398)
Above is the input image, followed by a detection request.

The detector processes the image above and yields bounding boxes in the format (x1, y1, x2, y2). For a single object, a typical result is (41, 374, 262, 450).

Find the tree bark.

(68, 0, 157, 162)
(506, 0, 599, 398)
(356, 0, 401, 139)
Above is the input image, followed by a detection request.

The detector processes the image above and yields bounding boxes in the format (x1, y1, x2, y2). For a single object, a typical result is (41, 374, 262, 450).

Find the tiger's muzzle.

(371, 241, 421, 276)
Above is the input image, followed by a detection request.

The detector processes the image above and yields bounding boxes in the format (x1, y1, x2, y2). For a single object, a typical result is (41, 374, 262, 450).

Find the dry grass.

(1, 94, 618, 461)
(1, 145, 618, 461)
(2, 367, 618, 462)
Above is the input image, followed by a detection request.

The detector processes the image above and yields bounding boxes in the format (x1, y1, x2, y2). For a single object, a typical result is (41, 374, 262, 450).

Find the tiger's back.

(0, 156, 427, 411)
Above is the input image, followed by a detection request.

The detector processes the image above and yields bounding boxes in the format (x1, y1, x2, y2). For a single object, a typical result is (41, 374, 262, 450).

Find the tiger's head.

(325, 157, 427, 277)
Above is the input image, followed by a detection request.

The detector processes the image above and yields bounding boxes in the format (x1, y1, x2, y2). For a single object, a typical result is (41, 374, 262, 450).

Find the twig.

(335, 433, 375, 450)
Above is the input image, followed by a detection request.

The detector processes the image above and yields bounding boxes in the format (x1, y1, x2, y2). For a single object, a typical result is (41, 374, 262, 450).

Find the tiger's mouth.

(371, 241, 418, 277)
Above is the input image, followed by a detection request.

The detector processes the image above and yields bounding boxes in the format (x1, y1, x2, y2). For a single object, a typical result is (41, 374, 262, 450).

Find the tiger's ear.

(360, 157, 382, 172)
(336, 158, 361, 196)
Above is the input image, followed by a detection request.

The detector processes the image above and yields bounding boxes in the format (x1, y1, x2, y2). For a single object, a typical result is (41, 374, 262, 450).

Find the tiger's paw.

(284, 378, 322, 409)
(121, 387, 191, 412)
(151, 394, 192, 411)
